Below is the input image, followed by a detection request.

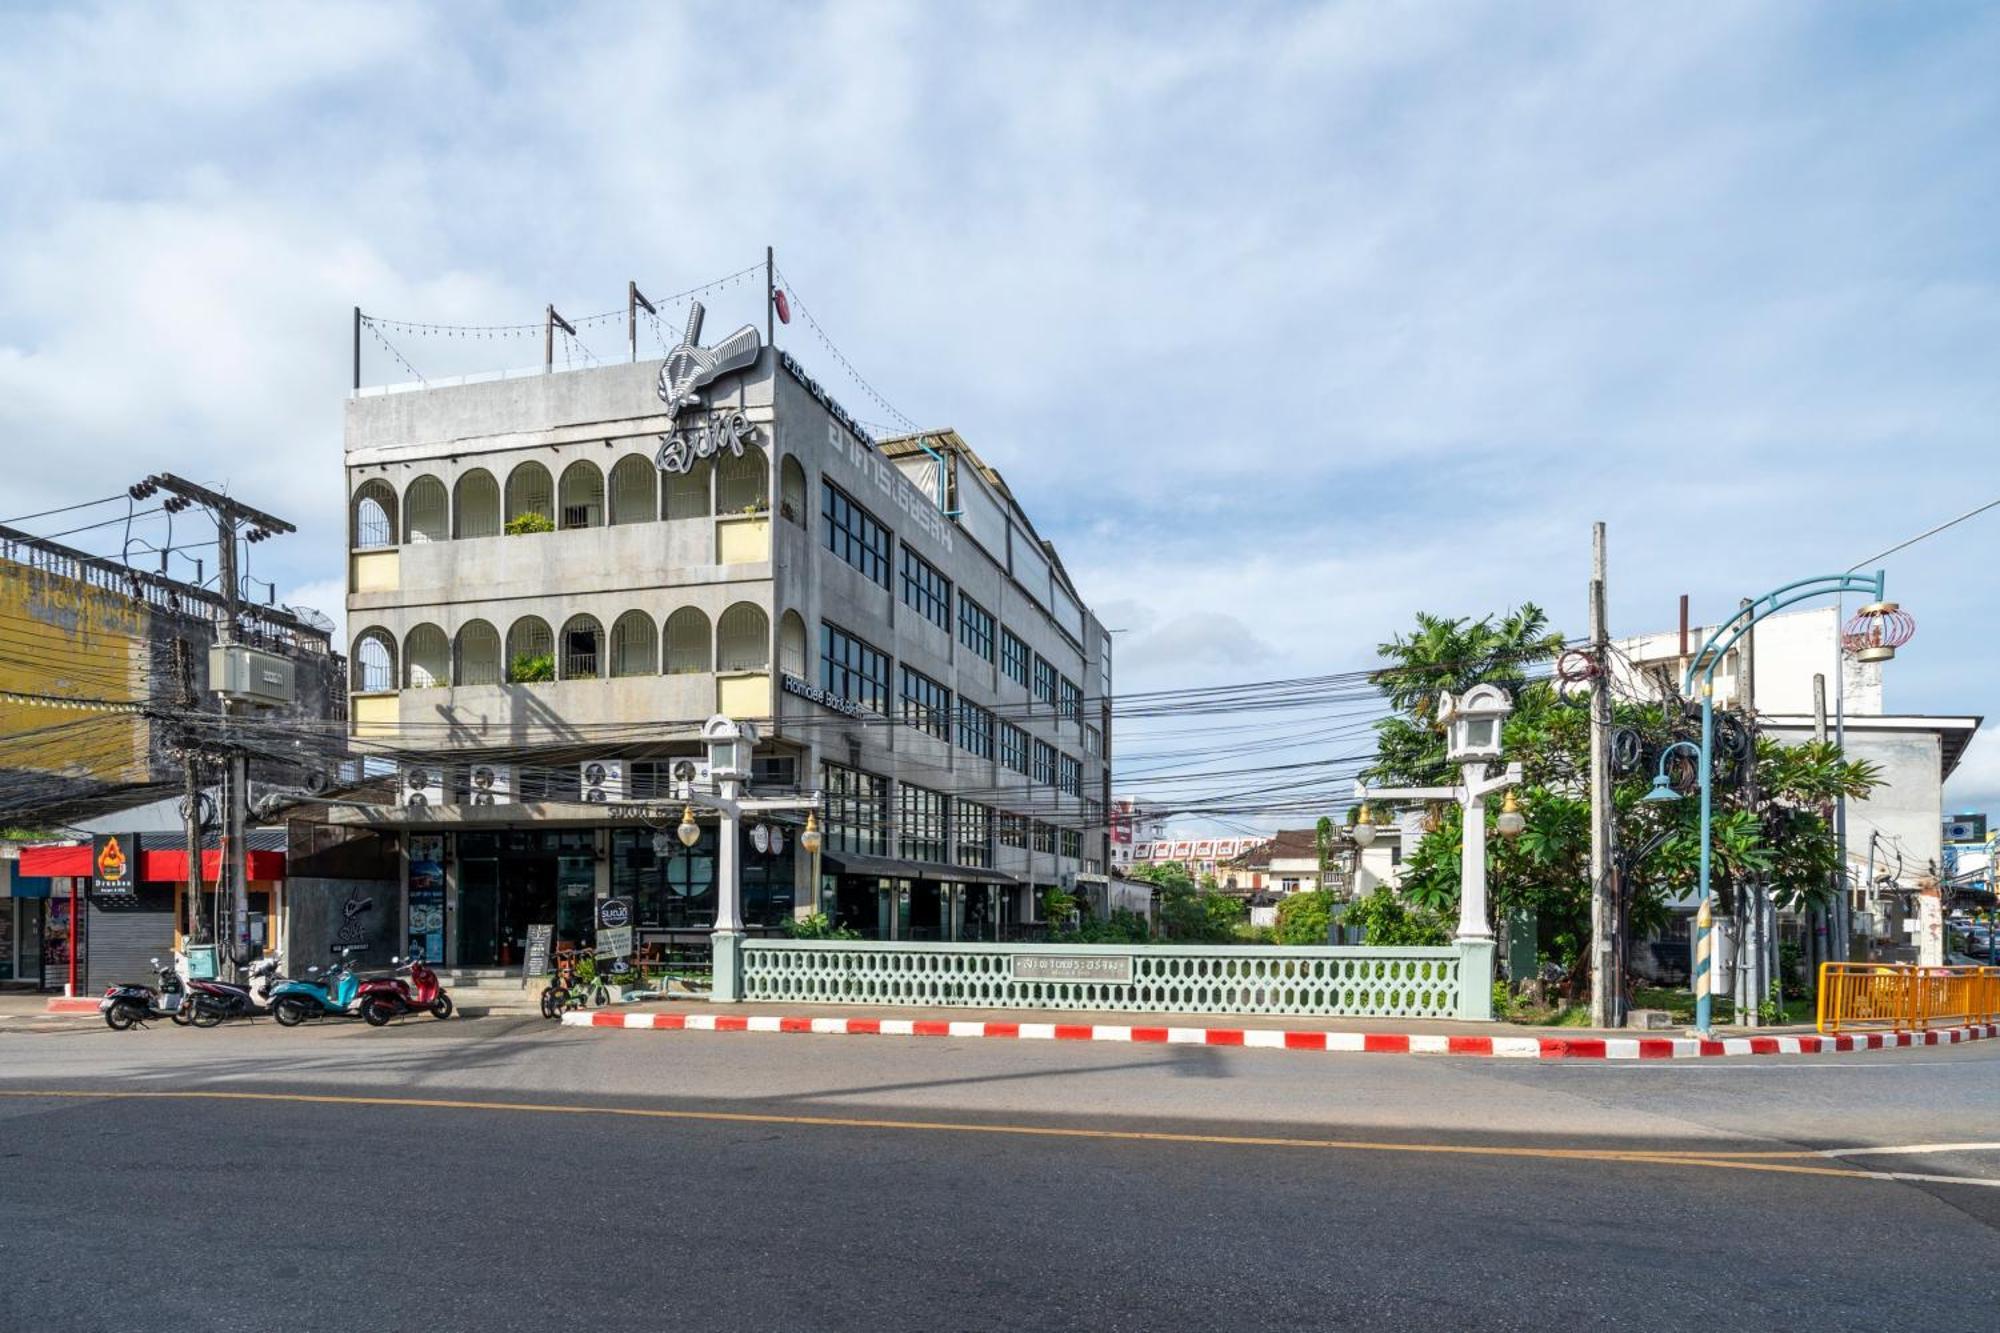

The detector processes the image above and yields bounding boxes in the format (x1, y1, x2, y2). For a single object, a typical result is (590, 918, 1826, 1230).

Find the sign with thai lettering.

(522, 923, 554, 988)
(1010, 954, 1132, 985)
(655, 409, 758, 476)
(92, 833, 138, 890)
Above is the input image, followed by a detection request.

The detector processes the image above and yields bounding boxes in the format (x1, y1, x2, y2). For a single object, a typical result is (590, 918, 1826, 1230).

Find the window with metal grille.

(453, 470, 501, 538)
(1000, 722, 1030, 774)
(959, 595, 995, 662)
(506, 617, 554, 682)
(558, 461, 604, 529)
(900, 665, 950, 739)
(899, 544, 951, 631)
(1058, 753, 1082, 797)
(716, 445, 768, 513)
(351, 480, 397, 550)
(999, 811, 1028, 849)
(664, 608, 712, 674)
(956, 801, 993, 868)
(956, 699, 994, 759)
(1032, 740, 1056, 786)
(560, 615, 603, 679)
(823, 763, 887, 856)
(1032, 821, 1055, 854)
(404, 476, 448, 544)
(664, 457, 712, 519)
(1032, 654, 1059, 708)
(821, 481, 890, 587)
(1001, 629, 1030, 687)
(455, 620, 501, 686)
(897, 783, 949, 863)
(820, 622, 888, 714)
(1060, 828, 1081, 860)
(778, 611, 808, 678)
(717, 602, 770, 671)
(609, 611, 658, 677)
(403, 624, 449, 689)
(1058, 675, 1082, 722)
(350, 629, 396, 692)
(505, 462, 554, 525)
(608, 455, 657, 525)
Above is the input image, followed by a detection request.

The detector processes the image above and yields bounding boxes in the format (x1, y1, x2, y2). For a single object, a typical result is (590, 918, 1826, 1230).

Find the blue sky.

(2, 1, 1997, 813)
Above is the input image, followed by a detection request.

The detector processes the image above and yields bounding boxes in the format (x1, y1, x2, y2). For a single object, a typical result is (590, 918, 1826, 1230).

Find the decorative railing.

(739, 940, 1470, 1020)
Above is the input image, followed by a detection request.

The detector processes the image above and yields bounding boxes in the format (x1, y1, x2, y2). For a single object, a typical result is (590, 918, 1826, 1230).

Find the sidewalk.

(560, 998, 2000, 1060)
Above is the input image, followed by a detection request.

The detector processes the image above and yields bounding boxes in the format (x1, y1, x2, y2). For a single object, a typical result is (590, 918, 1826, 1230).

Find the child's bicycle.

(539, 947, 609, 1019)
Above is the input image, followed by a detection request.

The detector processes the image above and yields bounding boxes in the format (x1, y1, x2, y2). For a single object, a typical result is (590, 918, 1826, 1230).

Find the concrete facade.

(343, 344, 1108, 954)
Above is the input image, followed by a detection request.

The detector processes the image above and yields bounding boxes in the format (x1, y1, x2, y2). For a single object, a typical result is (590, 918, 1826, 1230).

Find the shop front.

(1, 859, 53, 987)
(817, 853, 1022, 941)
(17, 838, 288, 993)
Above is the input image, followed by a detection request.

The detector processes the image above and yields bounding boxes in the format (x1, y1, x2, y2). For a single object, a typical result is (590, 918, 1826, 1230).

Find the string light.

(773, 265, 920, 432)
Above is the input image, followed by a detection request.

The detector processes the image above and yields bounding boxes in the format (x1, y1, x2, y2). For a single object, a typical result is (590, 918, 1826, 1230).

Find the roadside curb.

(561, 1010, 2000, 1058)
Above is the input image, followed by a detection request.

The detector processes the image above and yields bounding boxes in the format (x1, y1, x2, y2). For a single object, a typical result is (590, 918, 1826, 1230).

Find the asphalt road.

(3, 1016, 1997, 1332)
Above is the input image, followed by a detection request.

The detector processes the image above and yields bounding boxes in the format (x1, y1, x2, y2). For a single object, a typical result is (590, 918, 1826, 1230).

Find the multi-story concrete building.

(340, 322, 1109, 965)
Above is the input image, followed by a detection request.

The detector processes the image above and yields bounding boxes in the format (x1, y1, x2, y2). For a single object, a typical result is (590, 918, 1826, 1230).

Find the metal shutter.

(85, 887, 175, 991)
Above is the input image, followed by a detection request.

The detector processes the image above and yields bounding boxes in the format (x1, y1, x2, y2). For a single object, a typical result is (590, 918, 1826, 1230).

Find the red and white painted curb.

(561, 1010, 2000, 1059)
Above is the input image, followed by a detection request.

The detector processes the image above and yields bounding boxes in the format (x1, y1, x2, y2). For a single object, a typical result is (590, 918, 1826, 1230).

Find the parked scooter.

(99, 958, 190, 1030)
(182, 955, 284, 1027)
(266, 945, 367, 1026)
(355, 948, 453, 1026)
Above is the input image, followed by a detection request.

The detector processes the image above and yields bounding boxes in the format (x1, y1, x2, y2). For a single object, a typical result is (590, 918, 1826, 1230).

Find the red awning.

(18, 844, 287, 884)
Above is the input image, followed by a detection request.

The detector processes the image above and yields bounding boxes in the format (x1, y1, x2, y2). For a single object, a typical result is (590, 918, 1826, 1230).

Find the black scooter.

(183, 955, 283, 1027)
(100, 958, 191, 1030)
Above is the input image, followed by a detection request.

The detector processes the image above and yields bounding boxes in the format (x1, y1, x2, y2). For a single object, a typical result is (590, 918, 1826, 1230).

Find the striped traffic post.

(1692, 897, 1713, 1027)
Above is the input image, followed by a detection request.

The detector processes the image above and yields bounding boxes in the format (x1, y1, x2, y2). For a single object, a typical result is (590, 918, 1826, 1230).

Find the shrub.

(1232, 923, 1275, 945)
(505, 511, 555, 535)
(785, 912, 860, 941)
(1343, 889, 1451, 947)
(1273, 890, 1337, 945)
(1061, 909, 1152, 944)
(509, 653, 555, 683)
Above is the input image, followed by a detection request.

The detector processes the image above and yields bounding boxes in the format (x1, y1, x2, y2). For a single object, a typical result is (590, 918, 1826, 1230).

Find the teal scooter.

(268, 945, 367, 1025)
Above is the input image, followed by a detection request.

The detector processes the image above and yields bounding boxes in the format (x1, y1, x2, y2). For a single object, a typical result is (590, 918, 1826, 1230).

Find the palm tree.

(1366, 604, 1568, 784)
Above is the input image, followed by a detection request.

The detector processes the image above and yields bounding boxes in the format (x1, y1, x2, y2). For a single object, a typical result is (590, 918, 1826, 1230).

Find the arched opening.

(663, 607, 712, 675)
(453, 469, 501, 539)
(558, 460, 604, 530)
(505, 616, 555, 683)
(403, 624, 450, 688)
(716, 445, 768, 514)
(559, 613, 604, 680)
(780, 456, 807, 527)
(609, 610, 659, 677)
(455, 620, 502, 686)
(350, 628, 397, 692)
(717, 602, 770, 671)
(608, 455, 657, 525)
(778, 609, 808, 677)
(404, 476, 448, 544)
(352, 480, 397, 550)
(505, 462, 555, 530)
(663, 457, 712, 520)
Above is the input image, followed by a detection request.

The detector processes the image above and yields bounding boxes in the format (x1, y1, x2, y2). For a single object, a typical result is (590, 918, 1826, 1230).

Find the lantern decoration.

(1440, 684, 1513, 763)
(677, 804, 701, 848)
(799, 812, 823, 854)
(1842, 602, 1914, 663)
(1351, 803, 1377, 848)
(1495, 790, 1527, 840)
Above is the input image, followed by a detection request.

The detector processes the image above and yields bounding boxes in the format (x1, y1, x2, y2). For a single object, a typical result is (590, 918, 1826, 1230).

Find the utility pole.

(628, 281, 655, 364)
(1588, 522, 1615, 1028)
(145, 474, 296, 974)
(1812, 673, 1831, 978)
(1739, 597, 1760, 1027)
(544, 305, 575, 373)
(175, 639, 208, 946)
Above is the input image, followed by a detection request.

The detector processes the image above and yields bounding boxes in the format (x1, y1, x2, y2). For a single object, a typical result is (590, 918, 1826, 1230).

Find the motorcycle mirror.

(150, 957, 161, 967)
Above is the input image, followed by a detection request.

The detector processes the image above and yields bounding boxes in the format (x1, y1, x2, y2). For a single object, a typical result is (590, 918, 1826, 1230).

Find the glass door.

(456, 858, 501, 967)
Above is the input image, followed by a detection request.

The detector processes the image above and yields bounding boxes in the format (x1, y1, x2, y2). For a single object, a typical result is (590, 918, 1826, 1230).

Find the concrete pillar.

(1457, 775, 1493, 941)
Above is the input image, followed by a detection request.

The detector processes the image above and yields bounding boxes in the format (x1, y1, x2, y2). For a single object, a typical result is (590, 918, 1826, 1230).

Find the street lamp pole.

(1676, 573, 1893, 1037)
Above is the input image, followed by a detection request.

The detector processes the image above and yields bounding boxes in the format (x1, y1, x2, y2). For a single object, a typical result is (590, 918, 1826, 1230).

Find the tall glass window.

(823, 763, 888, 856)
(1060, 828, 1081, 860)
(956, 699, 995, 759)
(820, 622, 890, 714)
(1000, 722, 1030, 774)
(611, 826, 716, 930)
(1001, 629, 1030, 687)
(959, 596, 995, 662)
(955, 802, 993, 869)
(1033, 654, 1059, 708)
(899, 544, 952, 631)
(1032, 739, 1057, 786)
(1058, 675, 1082, 722)
(1059, 753, 1082, 797)
(898, 783, 950, 863)
(999, 812, 1028, 849)
(1032, 821, 1055, 854)
(900, 665, 950, 739)
(821, 481, 890, 587)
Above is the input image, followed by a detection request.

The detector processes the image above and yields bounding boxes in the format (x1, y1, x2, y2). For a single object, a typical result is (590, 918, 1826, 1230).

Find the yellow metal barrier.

(1817, 963, 2000, 1034)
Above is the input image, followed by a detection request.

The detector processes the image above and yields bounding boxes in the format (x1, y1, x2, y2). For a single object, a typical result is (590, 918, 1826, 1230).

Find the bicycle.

(539, 947, 609, 1019)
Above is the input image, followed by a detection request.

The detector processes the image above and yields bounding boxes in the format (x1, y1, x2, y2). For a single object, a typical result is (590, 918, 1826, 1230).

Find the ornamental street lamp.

(1495, 790, 1527, 840)
(1678, 573, 1901, 1037)
(677, 804, 701, 848)
(1351, 803, 1377, 848)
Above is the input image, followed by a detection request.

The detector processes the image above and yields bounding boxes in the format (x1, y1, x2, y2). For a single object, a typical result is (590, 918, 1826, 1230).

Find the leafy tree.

(1366, 604, 1567, 785)
(1131, 860, 1243, 942)
(1343, 889, 1452, 947)
(510, 653, 556, 683)
(1273, 889, 1336, 945)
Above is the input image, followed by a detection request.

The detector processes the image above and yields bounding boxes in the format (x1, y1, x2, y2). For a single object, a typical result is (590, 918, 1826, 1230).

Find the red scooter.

(356, 949, 453, 1026)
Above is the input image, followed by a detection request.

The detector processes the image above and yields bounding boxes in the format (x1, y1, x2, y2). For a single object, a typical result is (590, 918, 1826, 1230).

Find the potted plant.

(505, 511, 555, 535)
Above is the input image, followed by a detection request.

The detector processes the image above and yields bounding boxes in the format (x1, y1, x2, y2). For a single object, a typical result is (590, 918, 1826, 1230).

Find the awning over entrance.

(820, 851, 1018, 886)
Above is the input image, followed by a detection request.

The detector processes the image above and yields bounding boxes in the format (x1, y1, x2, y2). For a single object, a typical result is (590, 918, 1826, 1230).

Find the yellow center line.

(0, 1088, 1904, 1182)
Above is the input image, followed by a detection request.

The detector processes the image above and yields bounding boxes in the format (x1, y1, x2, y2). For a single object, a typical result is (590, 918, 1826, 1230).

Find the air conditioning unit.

(580, 759, 628, 804)
(399, 766, 444, 810)
(668, 757, 712, 799)
(468, 763, 512, 807)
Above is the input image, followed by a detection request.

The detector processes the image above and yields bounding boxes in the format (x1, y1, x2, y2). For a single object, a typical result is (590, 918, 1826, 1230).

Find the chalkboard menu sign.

(521, 922, 554, 989)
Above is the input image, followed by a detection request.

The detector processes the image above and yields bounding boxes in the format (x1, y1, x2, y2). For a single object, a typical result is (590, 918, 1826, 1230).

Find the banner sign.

(92, 833, 139, 890)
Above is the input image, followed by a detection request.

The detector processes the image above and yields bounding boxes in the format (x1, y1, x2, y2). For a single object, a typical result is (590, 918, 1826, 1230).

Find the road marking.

(1819, 1142, 2000, 1158)
(1, 1088, 1994, 1188)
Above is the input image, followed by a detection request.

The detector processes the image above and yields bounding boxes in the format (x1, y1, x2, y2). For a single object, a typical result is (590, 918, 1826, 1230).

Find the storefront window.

(611, 825, 794, 931)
